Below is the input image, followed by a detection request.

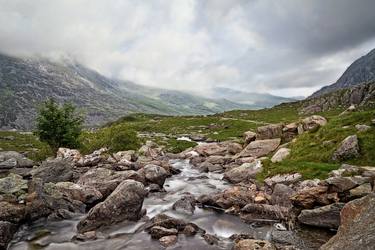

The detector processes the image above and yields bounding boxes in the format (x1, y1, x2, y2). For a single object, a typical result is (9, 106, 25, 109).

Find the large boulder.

(271, 148, 290, 163)
(223, 160, 262, 183)
(256, 124, 283, 140)
(236, 139, 281, 158)
(233, 239, 276, 250)
(0, 151, 34, 169)
(142, 164, 168, 187)
(0, 221, 17, 249)
(301, 115, 327, 132)
(298, 203, 345, 229)
(320, 194, 375, 250)
(77, 180, 146, 233)
(31, 159, 75, 183)
(332, 135, 360, 161)
(54, 182, 103, 205)
(77, 168, 144, 197)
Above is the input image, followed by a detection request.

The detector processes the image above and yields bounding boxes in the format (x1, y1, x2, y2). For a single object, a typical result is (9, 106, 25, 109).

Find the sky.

(0, 0, 375, 97)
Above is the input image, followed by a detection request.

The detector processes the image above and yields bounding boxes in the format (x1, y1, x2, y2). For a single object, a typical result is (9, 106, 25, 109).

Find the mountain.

(0, 53, 251, 130)
(209, 87, 296, 109)
(311, 48, 375, 98)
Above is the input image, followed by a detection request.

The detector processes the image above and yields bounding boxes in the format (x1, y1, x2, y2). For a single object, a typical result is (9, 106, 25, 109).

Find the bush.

(79, 125, 141, 154)
(35, 99, 84, 151)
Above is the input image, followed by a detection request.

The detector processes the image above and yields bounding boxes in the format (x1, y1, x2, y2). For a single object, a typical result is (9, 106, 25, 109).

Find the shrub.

(35, 99, 84, 151)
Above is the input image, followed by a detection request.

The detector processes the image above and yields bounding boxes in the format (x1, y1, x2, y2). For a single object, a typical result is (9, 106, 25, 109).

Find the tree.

(35, 99, 84, 151)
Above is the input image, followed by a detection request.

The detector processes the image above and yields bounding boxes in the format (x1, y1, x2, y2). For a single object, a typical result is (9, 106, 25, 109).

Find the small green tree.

(35, 99, 84, 151)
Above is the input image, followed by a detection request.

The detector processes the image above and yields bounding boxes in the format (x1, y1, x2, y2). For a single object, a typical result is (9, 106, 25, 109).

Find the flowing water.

(8, 159, 333, 250)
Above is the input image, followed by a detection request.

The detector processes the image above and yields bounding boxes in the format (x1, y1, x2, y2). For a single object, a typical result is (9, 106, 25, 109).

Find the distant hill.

(209, 87, 296, 109)
(0, 53, 251, 130)
(311, 48, 375, 98)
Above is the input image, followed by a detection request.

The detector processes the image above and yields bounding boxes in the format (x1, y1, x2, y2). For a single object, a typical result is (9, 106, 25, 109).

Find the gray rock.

(301, 115, 327, 131)
(325, 176, 359, 192)
(0, 158, 17, 169)
(172, 194, 196, 214)
(0, 173, 28, 197)
(236, 138, 281, 158)
(142, 164, 168, 187)
(77, 180, 146, 233)
(0, 151, 34, 169)
(256, 123, 283, 140)
(0, 221, 17, 249)
(243, 131, 256, 145)
(159, 235, 177, 247)
(54, 182, 103, 205)
(332, 135, 360, 161)
(349, 183, 372, 198)
(320, 194, 375, 250)
(264, 173, 302, 187)
(233, 239, 276, 250)
(223, 160, 262, 183)
(298, 203, 345, 229)
(355, 124, 371, 132)
(31, 159, 75, 183)
(271, 184, 295, 207)
(271, 148, 290, 163)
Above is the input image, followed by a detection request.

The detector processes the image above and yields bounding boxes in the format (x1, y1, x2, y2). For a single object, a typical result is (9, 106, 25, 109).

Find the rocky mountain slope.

(208, 87, 296, 108)
(311, 48, 375, 97)
(0, 53, 252, 130)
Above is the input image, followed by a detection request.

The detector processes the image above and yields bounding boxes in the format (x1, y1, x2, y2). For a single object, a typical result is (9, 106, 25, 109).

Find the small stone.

(355, 124, 371, 132)
(159, 235, 177, 247)
(203, 233, 219, 245)
(233, 239, 276, 250)
(150, 226, 178, 239)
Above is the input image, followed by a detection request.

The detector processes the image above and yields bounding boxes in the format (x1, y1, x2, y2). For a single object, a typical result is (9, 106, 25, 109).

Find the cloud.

(0, 0, 374, 96)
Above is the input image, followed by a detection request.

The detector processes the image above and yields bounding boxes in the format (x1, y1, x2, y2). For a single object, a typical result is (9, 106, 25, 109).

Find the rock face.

(271, 148, 290, 163)
(332, 135, 360, 161)
(224, 160, 262, 183)
(256, 124, 283, 140)
(77, 180, 146, 233)
(298, 203, 345, 229)
(236, 138, 281, 158)
(233, 239, 276, 250)
(320, 193, 375, 250)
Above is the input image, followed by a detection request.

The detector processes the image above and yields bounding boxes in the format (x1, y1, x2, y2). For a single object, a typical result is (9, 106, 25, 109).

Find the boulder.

(325, 176, 360, 193)
(264, 173, 302, 187)
(159, 235, 177, 247)
(0, 173, 28, 197)
(150, 213, 187, 231)
(301, 115, 327, 131)
(236, 139, 281, 158)
(320, 194, 375, 250)
(194, 143, 227, 156)
(54, 182, 103, 205)
(256, 124, 283, 140)
(56, 148, 82, 162)
(31, 159, 75, 183)
(172, 194, 196, 214)
(227, 142, 243, 155)
(77, 180, 146, 233)
(0, 151, 34, 169)
(0, 221, 17, 249)
(282, 122, 299, 142)
(298, 203, 345, 229)
(138, 141, 164, 159)
(77, 168, 144, 197)
(77, 148, 108, 167)
(332, 135, 360, 161)
(355, 124, 371, 132)
(243, 131, 256, 145)
(271, 148, 290, 163)
(142, 164, 168, 187)
(233, 239, 276, 250)
(290, 185, 339, 209)
(271, 184, 295, 207)
(150, 226, 178, 239)
(113, 150, 138, 162)
(223, 160, 262, 183)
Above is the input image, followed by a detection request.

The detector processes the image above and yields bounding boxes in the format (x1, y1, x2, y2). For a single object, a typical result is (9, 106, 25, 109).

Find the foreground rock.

(77, 180, 146, 233)
(233, 239, 276, 250)
(332, 135, 360, 161)
(298, 203, 345, 229)
(142, 164, 168, 187)
(320, 193, 375, 250)
(236, 138, 280, 158)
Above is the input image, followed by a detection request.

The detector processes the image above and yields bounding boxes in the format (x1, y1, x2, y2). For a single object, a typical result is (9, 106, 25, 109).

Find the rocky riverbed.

(1, 115, 374, 249)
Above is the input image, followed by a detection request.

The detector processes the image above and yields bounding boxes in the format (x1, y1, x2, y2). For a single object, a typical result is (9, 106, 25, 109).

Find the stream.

(8, 159, 333, 249)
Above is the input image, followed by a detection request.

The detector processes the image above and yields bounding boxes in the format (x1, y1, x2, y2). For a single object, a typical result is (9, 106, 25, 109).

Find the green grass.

(0, 131, 53, 162)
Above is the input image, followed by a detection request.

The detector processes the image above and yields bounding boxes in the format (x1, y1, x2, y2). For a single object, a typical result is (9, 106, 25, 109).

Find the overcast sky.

(1, 0, 375, 97)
